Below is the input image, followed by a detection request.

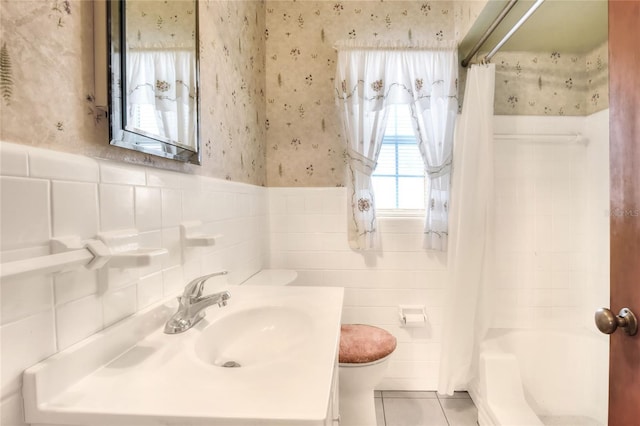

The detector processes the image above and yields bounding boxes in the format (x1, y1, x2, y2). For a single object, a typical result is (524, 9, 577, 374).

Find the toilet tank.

(241, 269, 298, 286)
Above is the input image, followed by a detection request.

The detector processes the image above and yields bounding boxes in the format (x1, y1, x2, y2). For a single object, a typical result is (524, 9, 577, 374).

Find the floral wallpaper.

(263, 1, 609, 187)
(491, 42, 609, 116)
(0, 0, 267, 186)
(453, 0, 489, 43)
(0, 0, 106, 157)
(0, 0, 609, 188)
(126, 0, 195, 47)
(264, 1, 456, 187)
(200, 0, 267, 185)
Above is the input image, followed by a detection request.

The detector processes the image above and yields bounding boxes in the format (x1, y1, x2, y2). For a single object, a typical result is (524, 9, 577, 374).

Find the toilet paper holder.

(398, 305, 427, 327)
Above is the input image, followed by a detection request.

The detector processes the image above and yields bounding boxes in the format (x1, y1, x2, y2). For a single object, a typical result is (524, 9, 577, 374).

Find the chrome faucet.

(164, 271, 231, 334)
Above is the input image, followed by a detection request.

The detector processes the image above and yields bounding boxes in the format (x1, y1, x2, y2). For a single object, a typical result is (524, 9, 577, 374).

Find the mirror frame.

(106, 0, 201, 165)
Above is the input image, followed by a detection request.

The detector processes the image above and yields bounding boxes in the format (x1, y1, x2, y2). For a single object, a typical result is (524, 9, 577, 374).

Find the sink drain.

(221, 360, 242, 368)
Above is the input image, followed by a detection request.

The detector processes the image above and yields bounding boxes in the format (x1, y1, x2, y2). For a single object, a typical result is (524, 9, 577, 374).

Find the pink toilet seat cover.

(339, 324, 397, 364)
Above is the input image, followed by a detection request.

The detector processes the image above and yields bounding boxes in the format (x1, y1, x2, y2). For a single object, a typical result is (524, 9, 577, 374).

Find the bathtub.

(469, 329, 608, 426)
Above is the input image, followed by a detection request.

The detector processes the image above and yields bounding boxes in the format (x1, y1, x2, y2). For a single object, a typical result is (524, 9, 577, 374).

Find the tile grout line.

(436, 393, 452, 426)
(378, 391, 477, 426)
(380, 394, 387, 426)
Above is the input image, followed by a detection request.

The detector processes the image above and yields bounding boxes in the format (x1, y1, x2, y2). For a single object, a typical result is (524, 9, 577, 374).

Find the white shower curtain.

(438, 64, 496, 395)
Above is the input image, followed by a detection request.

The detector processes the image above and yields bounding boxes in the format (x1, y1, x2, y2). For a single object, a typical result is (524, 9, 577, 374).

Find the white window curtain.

(407, 54, 458, 251)
(126, 45, 196, 148)
(438, 64, 496, 395)
(334, 41, 458, 250)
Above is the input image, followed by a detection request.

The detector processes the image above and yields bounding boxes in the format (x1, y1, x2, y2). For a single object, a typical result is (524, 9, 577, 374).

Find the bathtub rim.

(473, 327, 608, 426)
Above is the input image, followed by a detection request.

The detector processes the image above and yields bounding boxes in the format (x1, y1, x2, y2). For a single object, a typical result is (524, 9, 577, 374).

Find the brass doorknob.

(595, 307, 638, 336)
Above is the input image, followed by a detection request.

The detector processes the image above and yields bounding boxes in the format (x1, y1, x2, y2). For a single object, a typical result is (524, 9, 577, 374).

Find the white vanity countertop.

(24, 285, 344, 426)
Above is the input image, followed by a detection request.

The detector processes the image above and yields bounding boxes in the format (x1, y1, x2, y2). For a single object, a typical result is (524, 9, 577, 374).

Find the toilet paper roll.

(403, 313, 426, 325)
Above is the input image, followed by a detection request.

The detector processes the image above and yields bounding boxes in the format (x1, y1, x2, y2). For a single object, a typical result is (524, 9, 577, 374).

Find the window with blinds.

(129, 104, 190, 145)
(130, 104, 161, 136)
(372, 104, 426, 210)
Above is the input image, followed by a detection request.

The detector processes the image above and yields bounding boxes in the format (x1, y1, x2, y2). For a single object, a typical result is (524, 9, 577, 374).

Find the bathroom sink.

(23, 284, 344, 426)
(194, 306, 313, 368)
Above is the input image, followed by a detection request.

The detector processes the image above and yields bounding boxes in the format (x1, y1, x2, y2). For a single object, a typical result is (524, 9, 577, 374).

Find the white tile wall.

(0, 177, 50, 251)
(29, 149, 100, 183)
(0, 274, 53, 325)
(99, 184, 135, 231)
(0, 309, 56, 399)
(51, 181, 99, 239)
(55, 295, 103, 350)
(1, 392, 26, 426)
(53, 269, 98, 306)
(161, 188, 183, 227)
(492, 113, 609, 331)
(0, 143, 29, 177)
(137, 271, 164, 309)
(102, 284, 138, 327)
(0, 141, 268, 425)
(268, 187, 446, 390)
(134, 186, 162, 232)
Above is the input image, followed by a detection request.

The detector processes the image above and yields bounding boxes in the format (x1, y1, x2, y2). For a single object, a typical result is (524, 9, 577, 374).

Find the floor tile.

(439, 398, 478, 426)
(383, 398, 448, 426)
(375, 396, 385, 426)
(382, 391, 438, 399)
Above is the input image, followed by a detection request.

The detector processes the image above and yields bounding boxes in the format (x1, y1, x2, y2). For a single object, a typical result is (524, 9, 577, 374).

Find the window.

(372, 104, 426, 211)
(129, 104, 161, 136)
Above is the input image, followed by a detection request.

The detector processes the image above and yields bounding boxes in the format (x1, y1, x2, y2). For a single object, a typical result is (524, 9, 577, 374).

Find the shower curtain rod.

(461, 0, 518, 67)
(461, 0, 546, 68)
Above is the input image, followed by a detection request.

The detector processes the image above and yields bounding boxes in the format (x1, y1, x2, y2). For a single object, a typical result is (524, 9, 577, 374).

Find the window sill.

(376, 209, 425, 218)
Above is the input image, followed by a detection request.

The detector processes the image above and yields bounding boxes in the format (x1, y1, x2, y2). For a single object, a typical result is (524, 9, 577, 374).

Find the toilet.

(339, 324, 397, 426)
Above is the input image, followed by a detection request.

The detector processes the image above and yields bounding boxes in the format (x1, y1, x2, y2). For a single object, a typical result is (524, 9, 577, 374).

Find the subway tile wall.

(491, 112, 609, 331)
(0, 141, 268, 425)
(268, 187, 448, 390)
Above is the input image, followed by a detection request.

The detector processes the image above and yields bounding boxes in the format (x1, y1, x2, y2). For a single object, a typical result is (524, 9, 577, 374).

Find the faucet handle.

(184, 279, 205, 300)
(182, 271, 229, 301)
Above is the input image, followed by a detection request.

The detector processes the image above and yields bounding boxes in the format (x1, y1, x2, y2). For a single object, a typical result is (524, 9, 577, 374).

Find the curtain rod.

(460, 0, 519, 68)
(461, 0, 546, 67)
(484, 0, 546, 62)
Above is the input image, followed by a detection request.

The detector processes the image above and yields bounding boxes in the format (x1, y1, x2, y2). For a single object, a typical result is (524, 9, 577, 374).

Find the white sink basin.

(194, 306, 313, 368)
(23, 284, 344, 426)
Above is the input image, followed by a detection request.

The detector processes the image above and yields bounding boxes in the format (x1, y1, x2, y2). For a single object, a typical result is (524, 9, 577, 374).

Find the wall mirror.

(106, 0, 201, 164)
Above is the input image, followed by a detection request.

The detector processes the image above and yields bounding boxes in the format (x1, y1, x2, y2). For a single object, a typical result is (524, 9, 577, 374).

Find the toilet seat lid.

(339, 324, 397, 364)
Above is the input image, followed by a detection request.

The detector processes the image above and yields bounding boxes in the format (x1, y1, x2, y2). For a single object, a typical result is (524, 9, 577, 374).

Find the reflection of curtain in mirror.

(126, 47, 195, 148)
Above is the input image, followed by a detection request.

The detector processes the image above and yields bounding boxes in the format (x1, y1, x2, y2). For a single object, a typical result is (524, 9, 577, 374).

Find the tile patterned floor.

(375, 391, 478, 426)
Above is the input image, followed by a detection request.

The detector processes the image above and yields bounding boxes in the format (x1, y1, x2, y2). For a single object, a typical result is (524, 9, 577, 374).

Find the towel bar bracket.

(51, 237, 112, 270)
